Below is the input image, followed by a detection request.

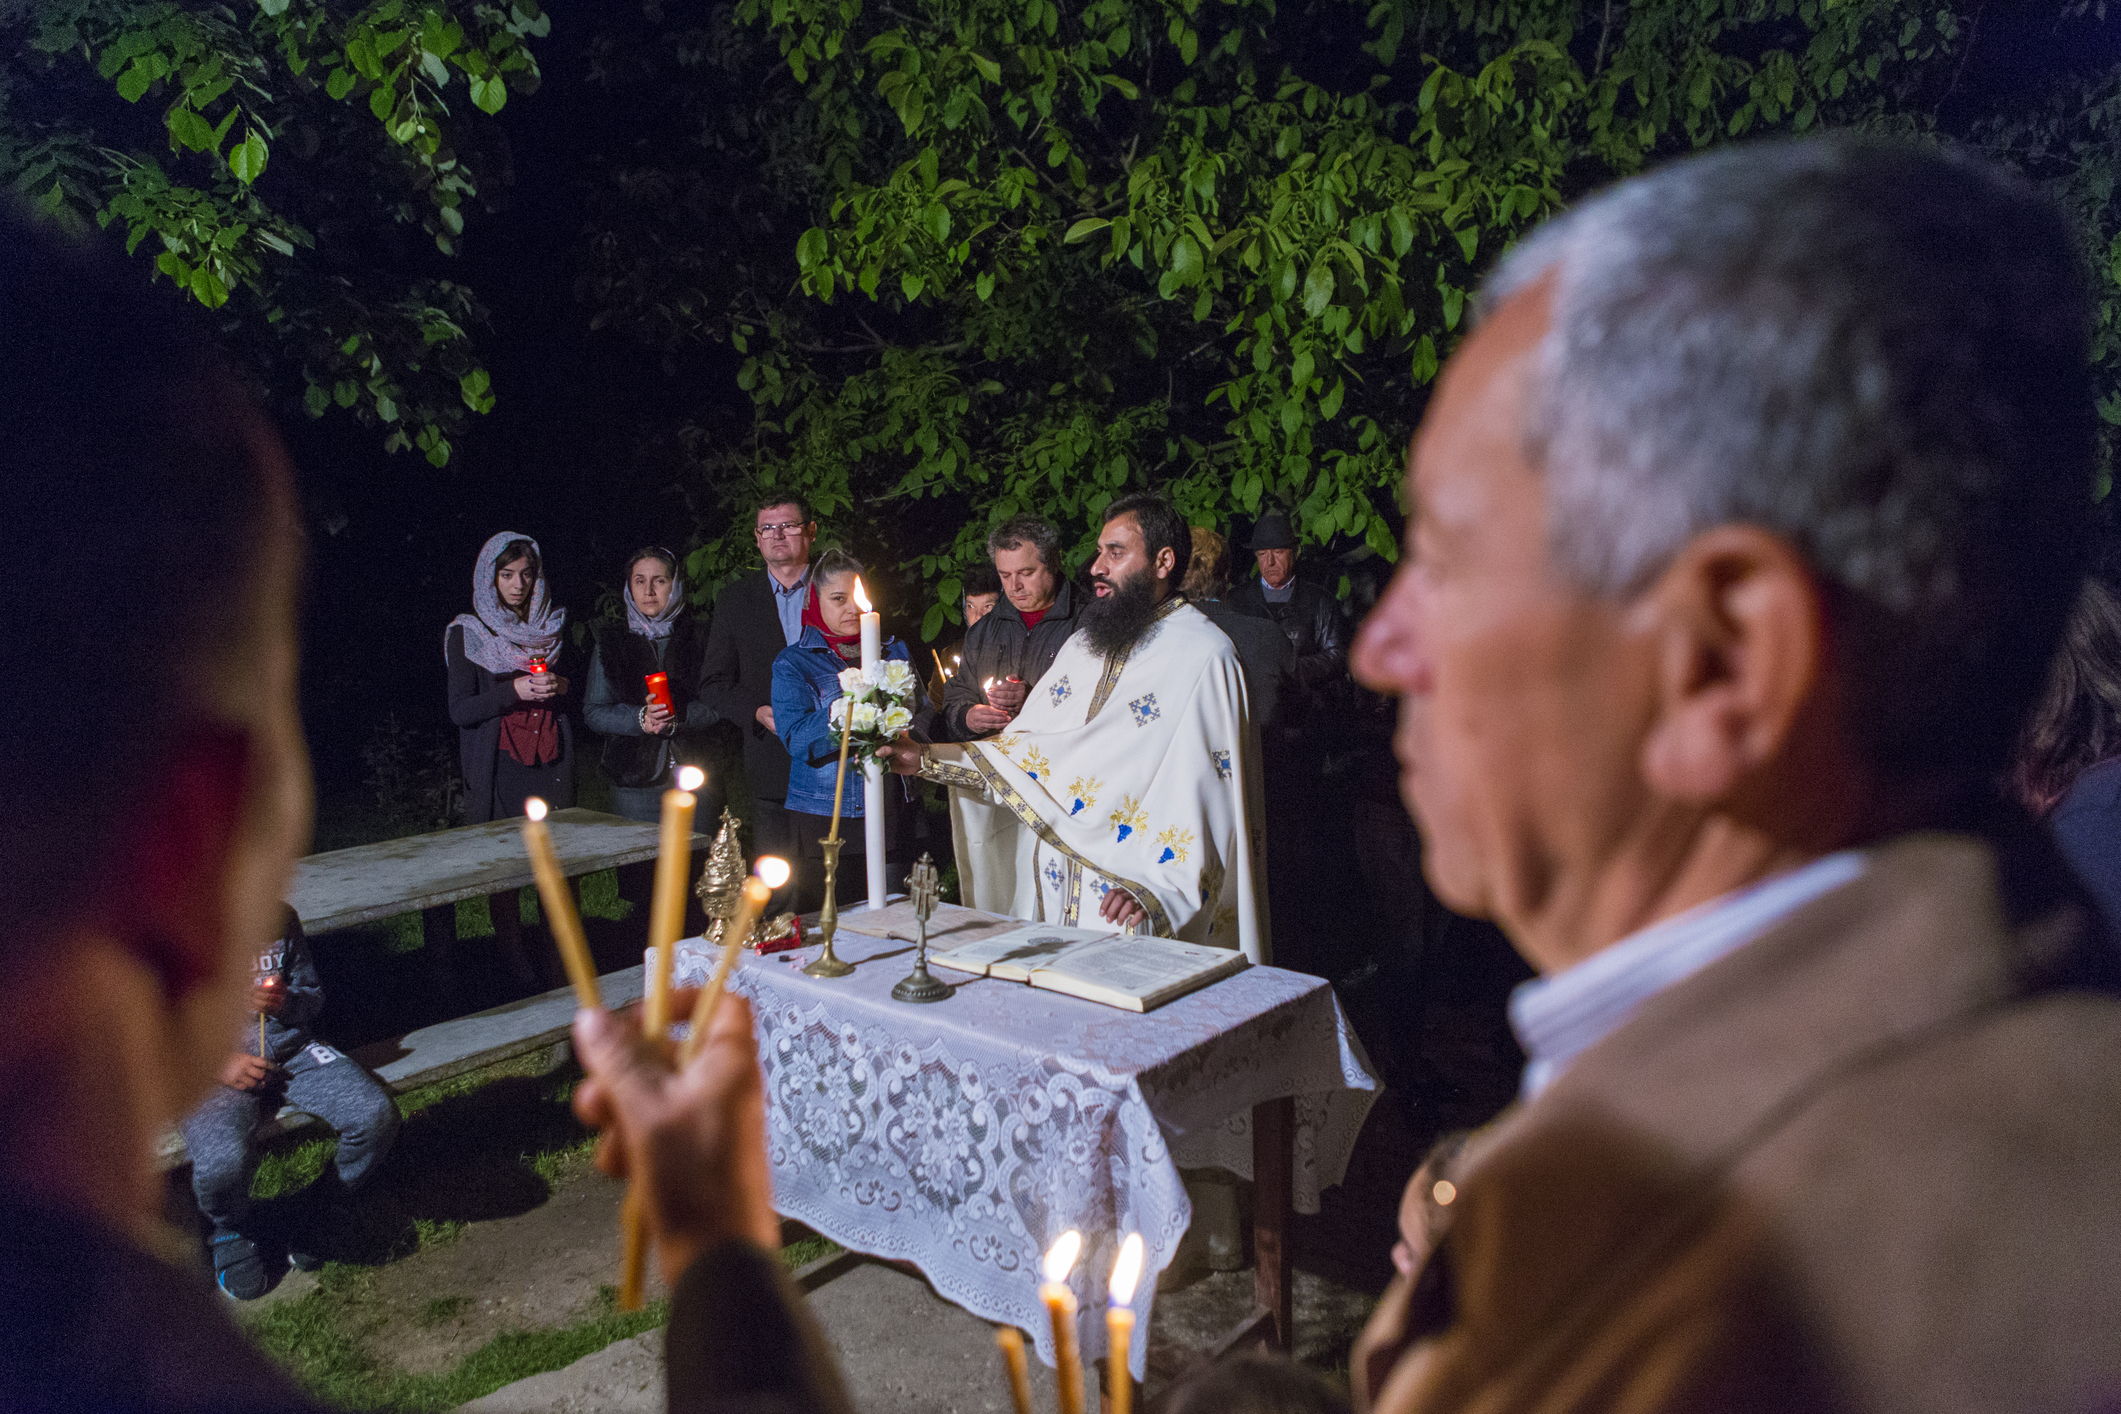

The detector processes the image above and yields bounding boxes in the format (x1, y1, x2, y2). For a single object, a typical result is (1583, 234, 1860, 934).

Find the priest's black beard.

(1079, 569, 1164, 658)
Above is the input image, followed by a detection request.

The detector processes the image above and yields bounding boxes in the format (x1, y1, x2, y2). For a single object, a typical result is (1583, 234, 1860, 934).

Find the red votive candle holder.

(644, 672, 674, 714)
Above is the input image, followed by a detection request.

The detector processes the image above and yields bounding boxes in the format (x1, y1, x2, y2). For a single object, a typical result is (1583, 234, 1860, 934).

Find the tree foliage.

(568, 0, 2120, 640)
(1, 0, 547, 466)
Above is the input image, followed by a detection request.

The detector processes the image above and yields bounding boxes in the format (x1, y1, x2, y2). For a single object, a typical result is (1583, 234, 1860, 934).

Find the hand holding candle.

(1042, 1229, 1085, 1414)
(1107, 1233, 1144, 1414)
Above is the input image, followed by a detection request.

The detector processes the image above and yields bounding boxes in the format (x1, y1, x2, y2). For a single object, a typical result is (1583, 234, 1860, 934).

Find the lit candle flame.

(756, 855, 793, 889)
(676, 765, 705, 792)
(1108, 1233, 1144, 1307)
(1042, 1229, 1082, 1284)
(853, 577, 873, 614)
(524, 797, 549, 823)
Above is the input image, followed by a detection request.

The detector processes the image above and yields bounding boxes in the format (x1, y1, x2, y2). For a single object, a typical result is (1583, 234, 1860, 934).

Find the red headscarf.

(802, 582, 863, 662)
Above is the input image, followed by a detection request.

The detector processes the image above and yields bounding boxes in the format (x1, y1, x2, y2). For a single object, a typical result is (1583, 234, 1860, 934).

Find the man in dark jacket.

(1185, 525, 1295, 733)
(1228, 509, 1350, 700)
(699, 492, 816, 909)
(936, 514, 1081, 740)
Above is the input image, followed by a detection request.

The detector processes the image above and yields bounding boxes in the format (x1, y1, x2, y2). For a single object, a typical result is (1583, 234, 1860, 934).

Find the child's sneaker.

(210, 1229, 282, 1301)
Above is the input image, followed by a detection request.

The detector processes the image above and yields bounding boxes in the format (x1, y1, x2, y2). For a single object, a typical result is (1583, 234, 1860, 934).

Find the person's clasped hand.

(571, 993, 780, 1287)
(641, 701, 675, 736)
(221, 1053, 280, 1092)
(513, 670, 565, 702)
(986, 676, 1028, 716)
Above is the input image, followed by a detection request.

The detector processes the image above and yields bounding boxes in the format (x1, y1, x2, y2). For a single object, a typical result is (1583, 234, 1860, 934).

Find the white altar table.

(673, 901, 1377, 1378)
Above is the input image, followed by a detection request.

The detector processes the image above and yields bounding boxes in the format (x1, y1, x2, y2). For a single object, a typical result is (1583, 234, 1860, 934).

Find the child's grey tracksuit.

(177, 908, 400, 1235)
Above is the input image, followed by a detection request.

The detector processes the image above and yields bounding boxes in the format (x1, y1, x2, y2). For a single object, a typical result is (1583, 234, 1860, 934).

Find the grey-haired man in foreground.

(1345, 139, 2121, 1412)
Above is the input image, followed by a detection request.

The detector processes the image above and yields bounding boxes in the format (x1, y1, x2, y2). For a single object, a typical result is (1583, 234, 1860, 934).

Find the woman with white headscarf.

(584, 546, 721, 823)
(446, 531, 577, 989)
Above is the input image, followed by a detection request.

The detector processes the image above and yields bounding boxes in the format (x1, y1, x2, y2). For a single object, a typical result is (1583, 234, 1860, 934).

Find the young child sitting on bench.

(178, 906, 400, 1299)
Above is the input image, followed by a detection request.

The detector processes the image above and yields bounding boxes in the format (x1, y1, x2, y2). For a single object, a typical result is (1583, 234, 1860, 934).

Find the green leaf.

(922, 603, 947, 641)
(1386, 208, 1415, 258)
(375, 393, 399, 423)
(188, 265, 228, 308)
(370, 86, 395, 121)
(229, 130, 269, 184)
(1291, 348, 1315, 386)
(334, 380, 359, 408)
(326, 66, 357, 100)
(1064, 217, 1112, 244)
(970, 51, 1001, 83)
(303, 382, 330, 416)
(1319, 379, 1346, 420)
(976, 271, 996, 301)
(260, 0, 292, 14)
(471, 75, 507, 114)
(116, 61, 155, 103)
(901, 271, 925, 301)
(167, 107, 218, 153)
(1302, 262, 1334, 317)
(1453, 226, 1477, 264)
(1170, 234, 1203, 283)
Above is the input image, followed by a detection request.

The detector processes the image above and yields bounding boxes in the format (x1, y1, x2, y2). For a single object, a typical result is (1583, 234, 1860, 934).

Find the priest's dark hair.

(1103, 491, 1193, 590)
(0, 200, 297, 936)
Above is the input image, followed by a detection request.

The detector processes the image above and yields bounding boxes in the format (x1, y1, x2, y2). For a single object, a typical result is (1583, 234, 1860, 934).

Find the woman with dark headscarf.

(585, 547, 721, 822)
(446, 531, 578, 988)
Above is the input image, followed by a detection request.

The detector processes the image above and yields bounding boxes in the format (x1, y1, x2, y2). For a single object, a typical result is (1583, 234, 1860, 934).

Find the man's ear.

(123, 722, 253, 998)
(1636, 526, 1826, 805)
(1155, 546, 1177, 581)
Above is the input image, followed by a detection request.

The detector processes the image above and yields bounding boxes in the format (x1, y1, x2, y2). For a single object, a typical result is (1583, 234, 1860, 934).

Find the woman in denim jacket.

(772, 548, 913, 911)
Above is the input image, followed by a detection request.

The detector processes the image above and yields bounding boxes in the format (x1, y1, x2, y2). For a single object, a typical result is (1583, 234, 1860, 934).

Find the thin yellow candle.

(825, 694, 855, 844)
(678, 860, 786, 1066)
(1106, 1233, 1144, 1414)
(644, 765, 705, 1041)
(994, 1326, 1033, 1414)
(1041, 1229, 1085, 1414)
(521, 798, 600, 1009)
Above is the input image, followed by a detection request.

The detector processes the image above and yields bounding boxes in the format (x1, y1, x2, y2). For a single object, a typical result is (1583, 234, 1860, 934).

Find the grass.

(246, 1277, 669, 1412)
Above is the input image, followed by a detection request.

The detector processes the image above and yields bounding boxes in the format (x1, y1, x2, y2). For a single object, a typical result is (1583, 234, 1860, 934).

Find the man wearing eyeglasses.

(701, 491, 819, 909)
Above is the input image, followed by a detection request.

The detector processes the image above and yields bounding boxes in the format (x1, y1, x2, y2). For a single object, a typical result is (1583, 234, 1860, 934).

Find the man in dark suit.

(700, 491, 817, 911)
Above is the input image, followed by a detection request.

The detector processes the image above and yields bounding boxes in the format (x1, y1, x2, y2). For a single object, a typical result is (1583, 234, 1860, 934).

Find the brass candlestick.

(891, 853, 950, 1003)
(803, 836, 856, 977)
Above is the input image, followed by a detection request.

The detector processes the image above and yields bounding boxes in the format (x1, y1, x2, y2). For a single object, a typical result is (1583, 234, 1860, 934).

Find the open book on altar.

(928, 922, 1249, 1012)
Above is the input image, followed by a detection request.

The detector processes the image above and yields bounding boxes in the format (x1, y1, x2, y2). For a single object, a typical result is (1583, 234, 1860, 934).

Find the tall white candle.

(854, 577, 886, 910)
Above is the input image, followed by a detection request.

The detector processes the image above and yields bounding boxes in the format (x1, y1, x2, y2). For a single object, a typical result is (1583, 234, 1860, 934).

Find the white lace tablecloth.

(672, 902, 1378, 1377)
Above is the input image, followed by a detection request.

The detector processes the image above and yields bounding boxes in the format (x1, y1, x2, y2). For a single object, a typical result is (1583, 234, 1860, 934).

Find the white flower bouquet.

(828, 659, 920, 765)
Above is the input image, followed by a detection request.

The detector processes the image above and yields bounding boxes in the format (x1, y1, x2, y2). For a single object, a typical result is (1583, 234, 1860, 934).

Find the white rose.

(881, 704, 913, 733)
(863, 663, 890, 691)
(838, 667, 865, 694)
(851, 701, 881, 733)
(883, 661, 917, 696)
(828, 698, 849, 728)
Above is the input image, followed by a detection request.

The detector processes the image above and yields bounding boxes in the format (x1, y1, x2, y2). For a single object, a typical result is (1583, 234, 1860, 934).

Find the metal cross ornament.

(891, 853, 951, 1004)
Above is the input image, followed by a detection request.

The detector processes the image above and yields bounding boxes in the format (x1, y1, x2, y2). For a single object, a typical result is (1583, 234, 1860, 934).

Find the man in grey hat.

(1227, 509, 1349, 698)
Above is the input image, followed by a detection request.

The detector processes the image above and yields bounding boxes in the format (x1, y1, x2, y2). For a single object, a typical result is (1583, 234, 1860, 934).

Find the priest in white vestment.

(885, 494, 1270, 963)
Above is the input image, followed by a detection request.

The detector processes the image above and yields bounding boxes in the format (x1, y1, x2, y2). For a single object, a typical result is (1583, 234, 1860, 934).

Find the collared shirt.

(1260, 577, 1296, 603)
(1509, 850, 1867, 1099)
(769, 565, 811, 647)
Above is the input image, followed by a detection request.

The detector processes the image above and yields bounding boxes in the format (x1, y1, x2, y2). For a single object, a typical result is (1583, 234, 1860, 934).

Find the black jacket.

(701, 569, 805, 800)
(584, 616, 719, 789)
(937, 579, 1081, 741)
(446, 626, 579, 823)
(1198, 597, 1296, 733)
(1227, 576, 1349, 691)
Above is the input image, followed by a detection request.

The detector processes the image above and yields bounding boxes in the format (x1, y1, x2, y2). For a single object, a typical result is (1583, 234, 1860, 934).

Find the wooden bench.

(158, 964, 646, 1169)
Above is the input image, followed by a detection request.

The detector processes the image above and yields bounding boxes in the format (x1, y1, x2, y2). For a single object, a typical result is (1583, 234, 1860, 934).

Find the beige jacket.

(1355, 829, 2121, 1414)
